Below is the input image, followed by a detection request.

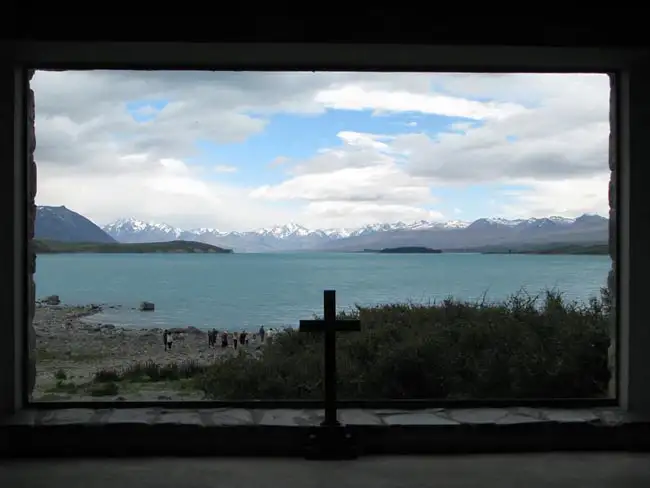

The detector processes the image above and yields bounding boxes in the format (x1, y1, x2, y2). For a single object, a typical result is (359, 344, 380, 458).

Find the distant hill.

(33, 239, 233, 254)
(458, 242, 609, 256)
(36, 206, 116, 243)
(364, 247, 443, 254)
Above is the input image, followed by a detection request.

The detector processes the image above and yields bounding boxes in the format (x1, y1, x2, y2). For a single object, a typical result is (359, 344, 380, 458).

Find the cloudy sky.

(32, 71, 610, 232)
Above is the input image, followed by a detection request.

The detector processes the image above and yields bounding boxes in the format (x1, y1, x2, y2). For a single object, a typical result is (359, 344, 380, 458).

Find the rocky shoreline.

(34, 303, 262, 402)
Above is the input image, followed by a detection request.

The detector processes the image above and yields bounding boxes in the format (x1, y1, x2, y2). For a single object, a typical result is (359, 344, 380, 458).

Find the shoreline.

(80, 306, 294, 333)
(34, 303, 264, 402)
(34, 238, 233, 254)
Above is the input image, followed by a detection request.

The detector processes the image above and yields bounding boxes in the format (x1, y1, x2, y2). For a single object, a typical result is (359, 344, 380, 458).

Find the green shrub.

(88, 382, 119, 397)
(94, 369, 121, 383)
(49, 381, 79, 394)
(197, 291, 611, 400)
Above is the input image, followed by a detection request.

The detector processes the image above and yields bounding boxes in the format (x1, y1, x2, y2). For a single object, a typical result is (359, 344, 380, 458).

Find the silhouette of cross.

(300, 290, 361, 427)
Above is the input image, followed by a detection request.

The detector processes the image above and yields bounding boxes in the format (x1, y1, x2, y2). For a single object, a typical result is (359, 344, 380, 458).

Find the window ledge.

(2, 407, 649, 456)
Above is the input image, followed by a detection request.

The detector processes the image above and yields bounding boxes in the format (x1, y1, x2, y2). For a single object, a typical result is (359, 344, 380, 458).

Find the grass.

(46, 376, 120, 397)
(88, 360, 210, 398)
(40, 360, 210, 400)
(194, 290, 612, 400)
(93, 359, 208, 384)
(33, 239, 233, 254)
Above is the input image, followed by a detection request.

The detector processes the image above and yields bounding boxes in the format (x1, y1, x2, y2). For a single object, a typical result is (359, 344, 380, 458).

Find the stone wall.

(608, 73, 617, 398)
(26, 70, 36, 399)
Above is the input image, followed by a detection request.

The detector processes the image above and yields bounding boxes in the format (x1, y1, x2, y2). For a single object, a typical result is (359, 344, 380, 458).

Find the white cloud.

(250, 71, 609, 225)
(249, 131, 437, 228)
(305, 202, 445, 228)
(32, 71, 611, 230)
(315, 85, 525, 120)
(37, 160, 295, 231)
(497, 174, 610, 219)
(384, 73, 610, 219)
(252, 163, 435, 205)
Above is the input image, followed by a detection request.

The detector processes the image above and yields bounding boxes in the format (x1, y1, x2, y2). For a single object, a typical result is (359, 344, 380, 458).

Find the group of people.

(207, 325, 279, 350)
(208, 326, 276, 349)
(162, 325, 280, 352)
(207, 329, 248, 350)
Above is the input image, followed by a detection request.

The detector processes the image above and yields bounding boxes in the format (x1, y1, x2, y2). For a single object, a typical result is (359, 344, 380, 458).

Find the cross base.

(303, 424, 359, 460)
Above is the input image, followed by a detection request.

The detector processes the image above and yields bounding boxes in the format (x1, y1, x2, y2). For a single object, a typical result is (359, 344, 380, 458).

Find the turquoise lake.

(35, 253, 611, 331)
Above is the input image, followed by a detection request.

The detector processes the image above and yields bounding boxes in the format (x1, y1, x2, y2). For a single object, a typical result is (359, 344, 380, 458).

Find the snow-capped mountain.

(102, 214, 607, 253)
(102, 218, 468, 249)
(467, 216, 576, 230)
(102, 218, 184, 243)
(317, 214, 605, 252)
(256, 223, 315, 239)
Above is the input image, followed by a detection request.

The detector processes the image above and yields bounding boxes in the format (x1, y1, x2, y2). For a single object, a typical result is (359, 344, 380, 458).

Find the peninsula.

(33, 239, 233, 254)
(364, 246, 443, 254)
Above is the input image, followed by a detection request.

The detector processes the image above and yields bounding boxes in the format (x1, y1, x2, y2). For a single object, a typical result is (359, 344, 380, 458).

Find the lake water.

(35, 253, 611, 331)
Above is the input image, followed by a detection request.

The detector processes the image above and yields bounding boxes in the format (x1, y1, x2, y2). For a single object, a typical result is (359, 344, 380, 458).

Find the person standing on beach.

(259, 326, 265, 343)
(232, 331, 238, 350)
(163, 330, 169, 351)
(221, 331, 229, 349)
(166, 331, 174, 350)
(207, 329, 213, 348)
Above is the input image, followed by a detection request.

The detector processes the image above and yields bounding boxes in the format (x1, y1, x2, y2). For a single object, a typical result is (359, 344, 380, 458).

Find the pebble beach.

(34, 302, 264, 402)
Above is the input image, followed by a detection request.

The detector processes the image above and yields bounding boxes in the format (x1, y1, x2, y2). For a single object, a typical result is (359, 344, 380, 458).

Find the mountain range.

(34, 206, 608, 253)
(101, 214, 607, 253)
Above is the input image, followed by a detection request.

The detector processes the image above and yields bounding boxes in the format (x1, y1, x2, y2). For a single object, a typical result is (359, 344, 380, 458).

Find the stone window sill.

(2, 407, 650, 456)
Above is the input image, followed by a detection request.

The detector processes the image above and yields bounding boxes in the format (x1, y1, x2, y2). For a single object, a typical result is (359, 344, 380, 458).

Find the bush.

(49, 380, 79, 394)
(197, 291, 611, 400)
(94, 369, 121, 383)
(88, 381, 119, 397)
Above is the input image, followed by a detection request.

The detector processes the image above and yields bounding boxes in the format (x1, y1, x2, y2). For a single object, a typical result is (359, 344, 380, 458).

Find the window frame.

(4, 41, 646, 415)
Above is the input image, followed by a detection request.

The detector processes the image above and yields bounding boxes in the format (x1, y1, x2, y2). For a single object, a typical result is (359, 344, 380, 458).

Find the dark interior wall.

(5, 17, 637, 47)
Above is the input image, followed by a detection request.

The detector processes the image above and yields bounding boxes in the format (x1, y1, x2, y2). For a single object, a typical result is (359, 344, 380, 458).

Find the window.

(28, 69, 616, 406)
(3, 43, 647, 422)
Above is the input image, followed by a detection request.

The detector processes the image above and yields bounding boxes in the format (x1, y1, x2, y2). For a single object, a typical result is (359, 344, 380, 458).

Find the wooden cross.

(300, 290, 361, 427)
